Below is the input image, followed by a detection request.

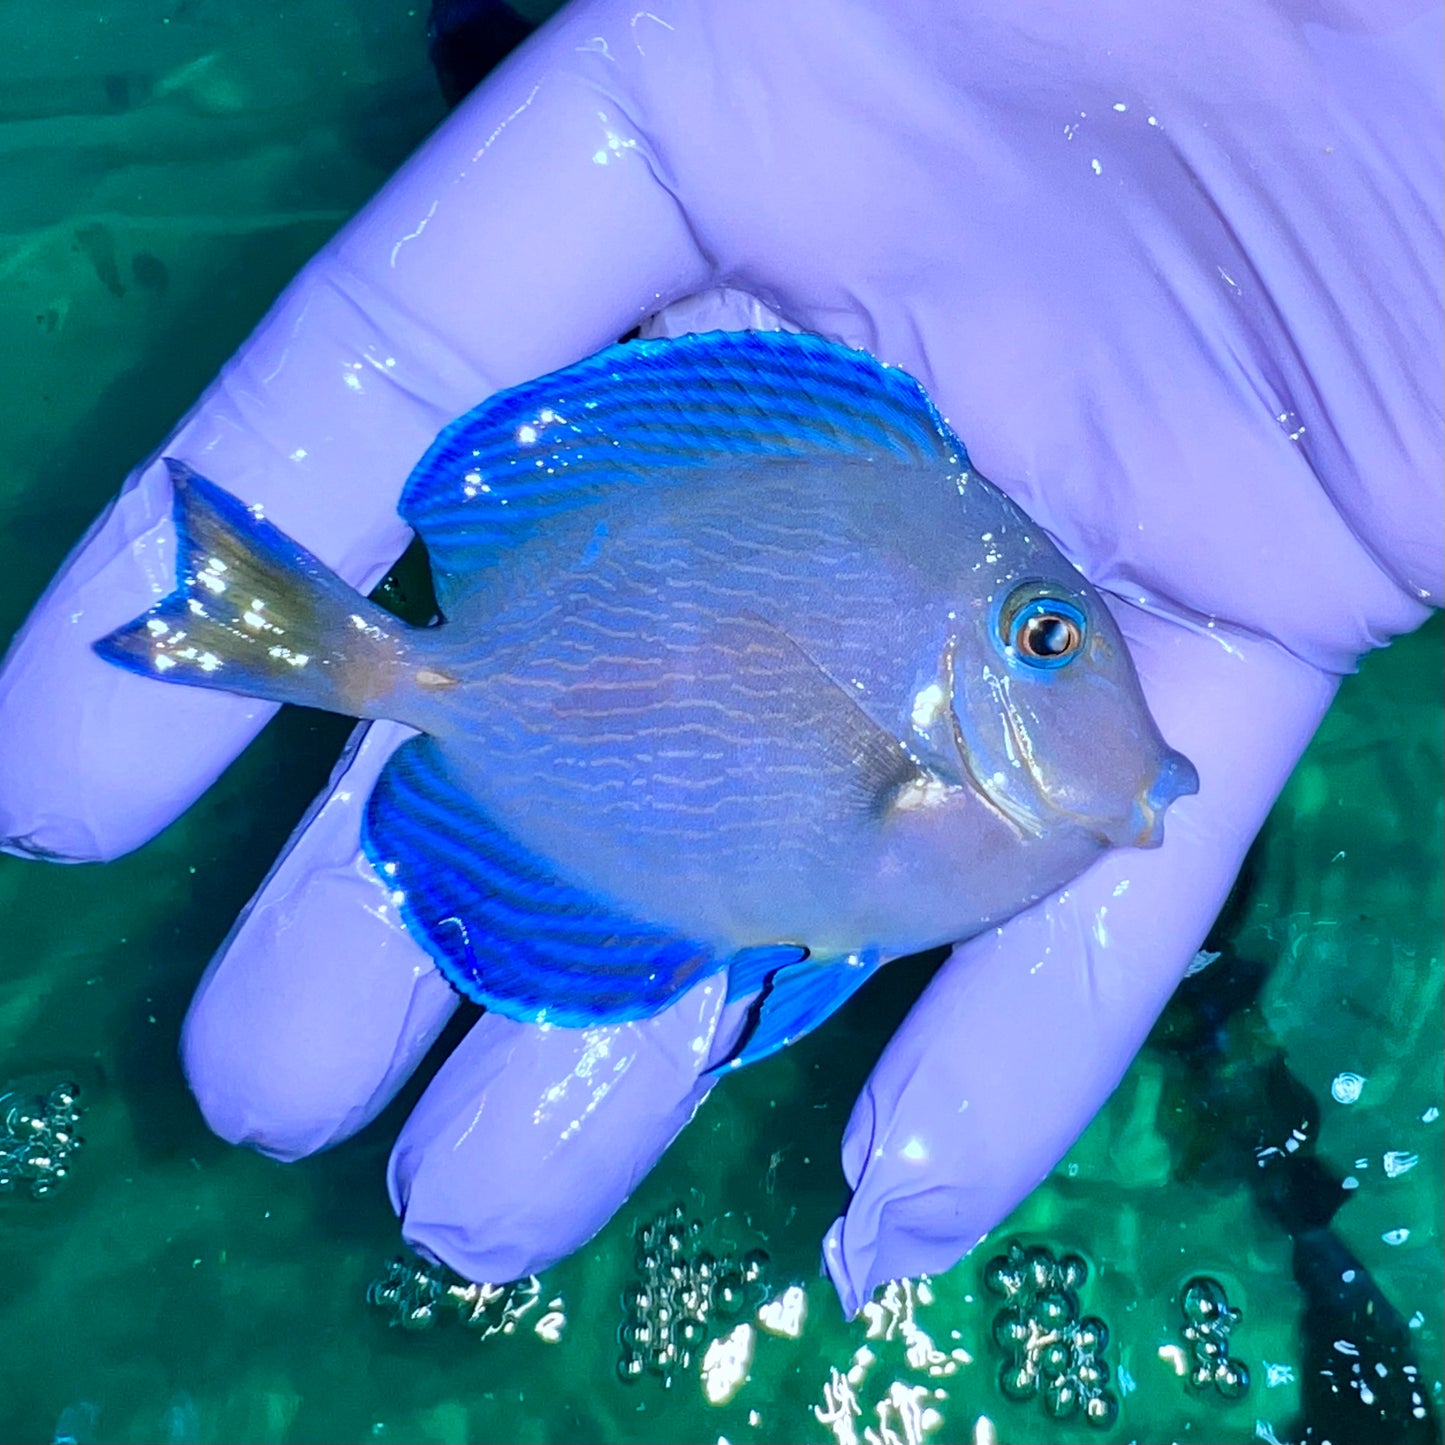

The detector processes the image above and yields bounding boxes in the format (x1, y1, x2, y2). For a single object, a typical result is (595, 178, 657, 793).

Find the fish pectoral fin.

(365, 736, 720, 1023)
(715, 949, 886, 1072)
(731, 610, 930, 819)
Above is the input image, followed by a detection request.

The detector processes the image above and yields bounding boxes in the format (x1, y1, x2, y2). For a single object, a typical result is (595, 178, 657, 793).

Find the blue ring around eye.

(1005, 597, 1087, 670)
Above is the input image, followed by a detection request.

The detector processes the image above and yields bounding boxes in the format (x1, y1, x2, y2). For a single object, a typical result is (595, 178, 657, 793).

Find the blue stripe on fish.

(366, 730, 893, 1057)
(366, 735, 725, 1021)
(364, 734, 870, 1051)
(399, 330, 966, 596)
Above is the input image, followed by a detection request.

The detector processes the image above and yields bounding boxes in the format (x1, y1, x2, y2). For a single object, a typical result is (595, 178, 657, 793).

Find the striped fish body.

(419, 455, 1075, 954)
(97, 331, 1195, 1064)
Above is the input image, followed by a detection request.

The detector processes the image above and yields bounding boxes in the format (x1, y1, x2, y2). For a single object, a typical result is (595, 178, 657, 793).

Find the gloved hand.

(0, 0, 1438, 1314)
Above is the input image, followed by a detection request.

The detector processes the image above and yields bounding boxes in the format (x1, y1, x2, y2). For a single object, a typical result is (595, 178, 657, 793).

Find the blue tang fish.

(97, 331, 1197, 1066)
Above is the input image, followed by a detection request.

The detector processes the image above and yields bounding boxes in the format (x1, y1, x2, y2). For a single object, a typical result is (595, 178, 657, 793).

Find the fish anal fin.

(364, 736, 722, 1022)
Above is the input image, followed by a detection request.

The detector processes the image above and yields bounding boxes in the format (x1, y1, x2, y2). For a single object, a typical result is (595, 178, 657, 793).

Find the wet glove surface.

(0, 0, 1438, 1319)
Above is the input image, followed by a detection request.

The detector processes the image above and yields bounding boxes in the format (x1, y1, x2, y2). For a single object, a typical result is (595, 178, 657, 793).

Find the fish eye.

(1001, 593, 1087, 670)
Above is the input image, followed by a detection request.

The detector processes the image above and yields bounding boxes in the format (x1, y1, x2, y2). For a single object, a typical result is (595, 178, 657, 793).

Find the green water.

(0, 2, 1440, 1441)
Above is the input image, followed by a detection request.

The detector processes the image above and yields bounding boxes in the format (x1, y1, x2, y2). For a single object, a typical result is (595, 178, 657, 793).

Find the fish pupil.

(1023, 615, 1079, 658)
(997, 590, 1087, 670)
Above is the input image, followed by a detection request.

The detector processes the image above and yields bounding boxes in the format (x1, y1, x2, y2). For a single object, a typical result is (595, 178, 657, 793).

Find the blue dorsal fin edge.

(397, 330, 967, 585)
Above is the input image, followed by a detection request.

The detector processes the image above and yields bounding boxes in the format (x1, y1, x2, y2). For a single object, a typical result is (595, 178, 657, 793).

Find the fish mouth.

(1125, 748, 1199, 848)
(941, 636, 1199, 848)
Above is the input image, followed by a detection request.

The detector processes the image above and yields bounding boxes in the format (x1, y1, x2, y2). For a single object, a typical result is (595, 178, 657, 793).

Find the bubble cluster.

(366, 1254, 555, 1340)
(1179, 1276, 1250, 1398)
(983, 1241, 1118, 1429)
(0, 1081, 84, 1198)
(617, 1203, 770, 1387)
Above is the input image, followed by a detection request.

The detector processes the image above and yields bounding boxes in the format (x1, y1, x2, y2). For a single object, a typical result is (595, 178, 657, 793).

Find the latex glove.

(0, 0, 1438, 1313)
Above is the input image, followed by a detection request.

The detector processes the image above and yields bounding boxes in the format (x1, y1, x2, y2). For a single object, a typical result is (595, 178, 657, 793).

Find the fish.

(95, 329, 1197, 1066)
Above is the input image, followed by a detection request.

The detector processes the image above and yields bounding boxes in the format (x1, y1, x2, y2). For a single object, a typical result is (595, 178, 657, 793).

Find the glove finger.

(374, 279, 788, 1278)
(389, 982, 749, 1285)
(0, 0, 709, 862)
(824, 608, 1339, 1315)
(182, 269, 786, 1163)
(181, 720, 458, 1159)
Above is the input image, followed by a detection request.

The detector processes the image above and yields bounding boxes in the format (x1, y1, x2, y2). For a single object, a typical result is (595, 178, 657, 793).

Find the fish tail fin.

(95, 460, 426, 719)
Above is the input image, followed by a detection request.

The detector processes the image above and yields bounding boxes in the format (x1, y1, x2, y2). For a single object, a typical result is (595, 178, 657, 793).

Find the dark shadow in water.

(1149, 844, 1441, 1445)
(338, 68, 452, 177)
(427, 0, 537, 108)
(305, 998, 482, 1251)
(698, 945, 951, 1286)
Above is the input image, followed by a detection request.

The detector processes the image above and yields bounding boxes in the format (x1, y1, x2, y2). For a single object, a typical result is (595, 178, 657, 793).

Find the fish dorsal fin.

(399, 330, 966, 596)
